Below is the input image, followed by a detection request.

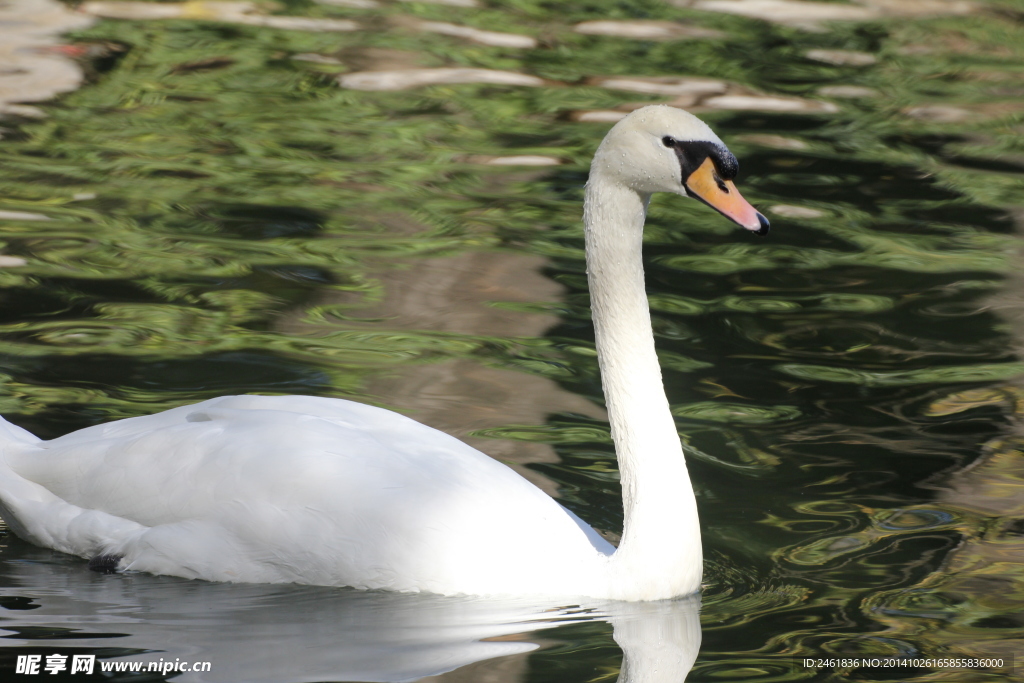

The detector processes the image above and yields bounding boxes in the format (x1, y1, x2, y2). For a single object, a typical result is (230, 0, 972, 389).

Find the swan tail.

(0, 416, 43, 540)
(0, 416, 145, 562)
(0, 416, 41, 446)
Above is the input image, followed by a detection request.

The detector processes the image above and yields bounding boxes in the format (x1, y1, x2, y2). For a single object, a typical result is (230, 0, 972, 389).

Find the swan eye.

(662, 136, 676, 148)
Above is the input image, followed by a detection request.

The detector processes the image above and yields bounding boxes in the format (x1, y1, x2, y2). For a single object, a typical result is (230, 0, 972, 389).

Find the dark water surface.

(0, 0, 1022, 680)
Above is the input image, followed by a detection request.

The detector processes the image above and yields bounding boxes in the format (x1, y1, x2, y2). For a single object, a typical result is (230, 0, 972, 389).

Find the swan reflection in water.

(0, 537, 700, 683)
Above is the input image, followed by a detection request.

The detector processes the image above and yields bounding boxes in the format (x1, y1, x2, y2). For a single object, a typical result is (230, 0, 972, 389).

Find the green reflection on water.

(0, 0, 1022, 680)
(779, 362, 1024, 386)
(672, 401, 802, 424)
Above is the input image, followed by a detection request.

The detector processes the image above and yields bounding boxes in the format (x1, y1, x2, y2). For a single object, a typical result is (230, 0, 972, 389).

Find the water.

(0, 0, 1022, 680)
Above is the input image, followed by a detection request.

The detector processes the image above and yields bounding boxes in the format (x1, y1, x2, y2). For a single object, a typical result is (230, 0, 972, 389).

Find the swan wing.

(0, 395, 610, 595)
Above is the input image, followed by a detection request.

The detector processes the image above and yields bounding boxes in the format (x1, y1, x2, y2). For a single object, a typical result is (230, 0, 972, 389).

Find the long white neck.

(584, 171, 702, 600)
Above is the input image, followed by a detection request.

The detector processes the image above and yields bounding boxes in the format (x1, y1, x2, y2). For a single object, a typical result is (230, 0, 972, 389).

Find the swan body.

(0, 396, 614, 596)
(0, 105, 766, 601)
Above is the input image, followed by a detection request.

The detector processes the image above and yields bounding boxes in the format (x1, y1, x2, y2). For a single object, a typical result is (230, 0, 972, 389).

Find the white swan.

(0, 105, 767, 601)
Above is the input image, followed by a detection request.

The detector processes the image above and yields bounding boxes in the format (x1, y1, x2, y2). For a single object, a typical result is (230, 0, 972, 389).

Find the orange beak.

(684, 158, 769, 236)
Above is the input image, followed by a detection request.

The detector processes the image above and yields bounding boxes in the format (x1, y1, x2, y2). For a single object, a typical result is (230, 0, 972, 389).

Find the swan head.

(591, 105, 769, 236)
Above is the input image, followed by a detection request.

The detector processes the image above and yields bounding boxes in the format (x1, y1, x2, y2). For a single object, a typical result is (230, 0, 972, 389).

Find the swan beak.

(685, 158, 770, 236)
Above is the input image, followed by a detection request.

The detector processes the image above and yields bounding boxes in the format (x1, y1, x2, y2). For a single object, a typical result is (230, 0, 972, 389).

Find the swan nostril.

(713, 172, 728, 193)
